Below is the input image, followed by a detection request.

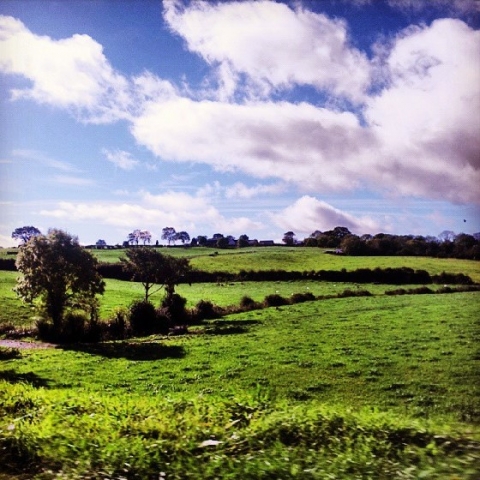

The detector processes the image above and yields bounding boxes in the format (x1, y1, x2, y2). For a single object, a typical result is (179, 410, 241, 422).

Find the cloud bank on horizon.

(0, 0, 479, 245)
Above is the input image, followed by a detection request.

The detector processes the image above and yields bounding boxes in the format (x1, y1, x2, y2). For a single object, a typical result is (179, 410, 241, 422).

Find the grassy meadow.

(1, 249, 479, 478)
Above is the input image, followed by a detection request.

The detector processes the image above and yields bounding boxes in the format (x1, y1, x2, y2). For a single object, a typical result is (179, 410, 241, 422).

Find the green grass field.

(1, 291, 479, 478)
(1, 252, 479, 478)
(3, 246, 479, 281)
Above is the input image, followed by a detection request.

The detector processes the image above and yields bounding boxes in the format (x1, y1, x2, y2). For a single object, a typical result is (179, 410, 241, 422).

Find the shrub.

(60, 312, 88, 343)
(160, 293, 189, 326)
(107, 307, 129, 339)
(193, 300, 221, 321)
(337, 289, 372, 298)
(128, 300, 157, 336)
(35, 318, 55, 342)
(290, 292, 316, 304)
(263, 294, 289, 307)
(239, 295, 259, 310)
(410, 286, 434, 294)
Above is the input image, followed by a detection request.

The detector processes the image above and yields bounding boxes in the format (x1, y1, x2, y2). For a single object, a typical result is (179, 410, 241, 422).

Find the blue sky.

(1, 0, 479, 246)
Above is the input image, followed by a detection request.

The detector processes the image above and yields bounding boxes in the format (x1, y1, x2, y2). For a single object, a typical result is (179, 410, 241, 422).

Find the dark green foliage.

(160, 293, 188, 326)
(290, 292, 316, 303)
(263, 294, 289, 307)
(0, 258, 16, 271)
(239, 295, 259, 310)
(336, 289, 373, 298)
(15, 229, 105, 331)
(193, 300, 221, 321)
(128, 300, 158, 336)
(122, 247, 191, 302)
(107, 308, 129, 339)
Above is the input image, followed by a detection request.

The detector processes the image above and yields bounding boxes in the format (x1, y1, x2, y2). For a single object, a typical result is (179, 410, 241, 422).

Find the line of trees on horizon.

(8, 225, 480, 260)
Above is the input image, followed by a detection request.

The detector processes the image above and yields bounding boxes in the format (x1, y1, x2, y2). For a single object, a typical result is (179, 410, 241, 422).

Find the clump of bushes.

(128, 300, 158, 336)
(263, 294, 289, 307)
(36, 312, 104, 343)
(290, 292, 316, 303)
(337, 289, 373, 298)
(239, 295, 260, 310)
(192, 300, 222, 322)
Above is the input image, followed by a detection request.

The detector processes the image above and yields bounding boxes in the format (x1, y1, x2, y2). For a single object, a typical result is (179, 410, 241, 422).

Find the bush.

(35, 318, 55, 342)
(410, 286, 434, 294)
(60, 312, 88, 343)
(263, 294, 289, 307)
(239, 295, 259, 310)
(128, 300, 157, 336)
(290, 292, 316, 304)
(193, 300, 221, 321)
(160, 294, 189, 326)
(337, 289, 372, 298)
(107, 307, 129, 339)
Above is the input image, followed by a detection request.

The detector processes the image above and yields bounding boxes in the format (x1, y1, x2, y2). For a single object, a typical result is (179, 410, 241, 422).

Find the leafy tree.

(161, 227, 177, 245)
(197, 235, 207, 246)
(216, 237, 229, 249)
(96, 239, 107, 248)
(122, 247, 191, 303)
(12, 226, 41, 245)
(127, 230, 139, 245)
(175, 231, 190, 245)
(139, 230, 152, 245)
(237, 234, 249, 248)
(282, 231, 296, 245)
(15, 229, 105, 330)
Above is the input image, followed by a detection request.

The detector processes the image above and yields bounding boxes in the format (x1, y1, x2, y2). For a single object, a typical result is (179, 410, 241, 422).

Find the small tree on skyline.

(12, 226, 41, 245)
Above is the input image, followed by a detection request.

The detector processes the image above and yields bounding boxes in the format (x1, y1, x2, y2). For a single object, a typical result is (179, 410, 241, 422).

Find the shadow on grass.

(204, 319, 261, 335)
(62, 341, 186, 361)
(0, 369, 50, 387)
(209, 319, 261, 326)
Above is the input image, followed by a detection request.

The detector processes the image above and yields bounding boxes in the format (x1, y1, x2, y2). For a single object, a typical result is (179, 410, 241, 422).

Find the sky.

(0, 0, 479, 246)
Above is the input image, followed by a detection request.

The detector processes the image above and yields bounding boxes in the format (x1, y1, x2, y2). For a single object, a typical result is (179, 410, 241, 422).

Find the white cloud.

(387, 0, 479, 15)
(52, 175, 95, 187)
(39, 190, 261, 235)
(365, 18, 480, 202)
(163, 0, 371, 101)
(271, 196, 379, 236)
(12, 149, 79, 172)
(131, 98, 376, 191)
(0, 15, 132, 123)
(224, 182, 287, 199)
(0, 16, 178, 123)
(0, 233, 17, 248)
(102, 149, 139, 171)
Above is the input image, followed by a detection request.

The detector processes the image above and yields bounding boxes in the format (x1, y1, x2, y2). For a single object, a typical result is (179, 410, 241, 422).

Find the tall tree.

(122, 247, 191, 303)
(12, 226, 41, 245)
(161, 227, 177, 245)
(139, 230, 152, 245)
(15, 229, 105, 330)
(282, 231, 296, 245)
(175, 231, 190, 245)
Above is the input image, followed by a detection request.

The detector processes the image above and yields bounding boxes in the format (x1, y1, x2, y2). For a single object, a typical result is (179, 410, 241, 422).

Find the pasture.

(1, 250, 479, 478)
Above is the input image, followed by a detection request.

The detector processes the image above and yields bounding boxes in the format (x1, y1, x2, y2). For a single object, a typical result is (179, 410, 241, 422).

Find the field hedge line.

(1, 257, 473, 285)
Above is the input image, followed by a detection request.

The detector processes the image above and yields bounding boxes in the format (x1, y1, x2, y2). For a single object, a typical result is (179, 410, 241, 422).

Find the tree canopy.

(12, 226, 41, 244)
(121, 247, 191, 302)
(15, 229, 105, 329)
